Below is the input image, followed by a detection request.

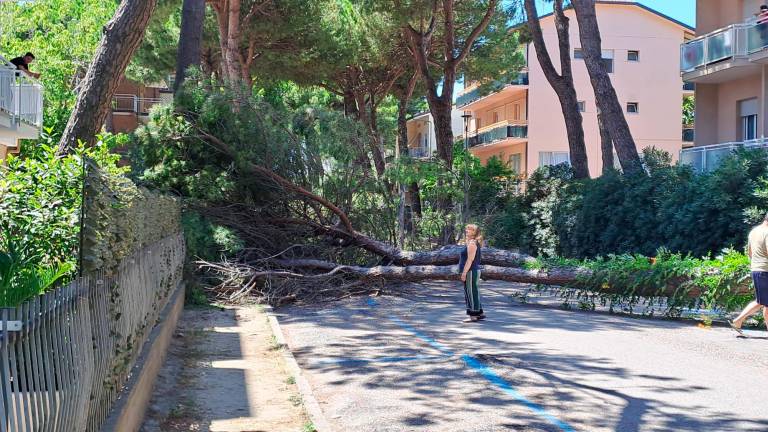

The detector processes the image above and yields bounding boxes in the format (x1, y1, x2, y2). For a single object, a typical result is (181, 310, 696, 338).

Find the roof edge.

(537, 1, 694, 33)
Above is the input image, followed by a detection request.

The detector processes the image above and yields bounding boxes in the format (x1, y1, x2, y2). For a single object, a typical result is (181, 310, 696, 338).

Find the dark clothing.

(752, 271, 768, 306)
(458, 242, 481, 272)
(459, 242, 483, 316)
(463, 270, 483, 316)
(10, 57, 28, 71)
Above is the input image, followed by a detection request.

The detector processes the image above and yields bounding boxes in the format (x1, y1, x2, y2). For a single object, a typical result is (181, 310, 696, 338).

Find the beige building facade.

(681, 0, 768, 170)
(456, 0, 693, 177)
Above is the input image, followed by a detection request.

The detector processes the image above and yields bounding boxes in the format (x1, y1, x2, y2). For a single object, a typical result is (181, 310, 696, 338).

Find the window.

(602, 50, 614, 73)
(628, 50, 640, 61)
(743, 115, 758, 140)
(539, 151, 570, 167)
(578, 101, 586, 112)
(575, 48, 613, 73)
(626, 102, 639, 114)
(740, 98, 758, 141)
(509, 153, 522, 174)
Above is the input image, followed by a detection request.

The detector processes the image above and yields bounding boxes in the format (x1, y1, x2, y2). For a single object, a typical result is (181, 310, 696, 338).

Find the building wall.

(472, 93, 527, 130)
(528, 3, 689, 176)
(697, 0, 761, 34)
(471, 141, 527, 174)
(692, 0, 768, 147)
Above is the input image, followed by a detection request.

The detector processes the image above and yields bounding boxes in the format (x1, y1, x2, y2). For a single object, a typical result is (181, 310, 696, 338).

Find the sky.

(635, 0, 695, 27)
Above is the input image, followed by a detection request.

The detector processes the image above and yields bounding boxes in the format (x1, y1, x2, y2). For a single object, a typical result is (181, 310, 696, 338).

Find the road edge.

(264, 305, 334, 432)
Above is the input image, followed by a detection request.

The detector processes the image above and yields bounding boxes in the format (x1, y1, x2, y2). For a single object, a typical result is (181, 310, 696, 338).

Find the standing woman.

(459, 224, 485, 322)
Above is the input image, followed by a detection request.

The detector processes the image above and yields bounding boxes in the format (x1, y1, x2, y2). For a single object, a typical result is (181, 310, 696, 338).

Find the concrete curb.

(101, 283, 186, 432)
(264, 305, 334, 432)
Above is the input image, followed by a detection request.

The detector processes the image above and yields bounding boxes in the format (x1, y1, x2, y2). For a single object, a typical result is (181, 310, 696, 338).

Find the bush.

(488, 148, 768, 259)
(0, 136, 125, 305)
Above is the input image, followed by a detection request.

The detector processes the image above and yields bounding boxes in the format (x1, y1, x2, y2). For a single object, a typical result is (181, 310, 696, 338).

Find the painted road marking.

(366, 297, 575, 432)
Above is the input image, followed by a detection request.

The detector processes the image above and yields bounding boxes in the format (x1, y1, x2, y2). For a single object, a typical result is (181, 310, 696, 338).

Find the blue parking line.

(366, 297, 575, 432)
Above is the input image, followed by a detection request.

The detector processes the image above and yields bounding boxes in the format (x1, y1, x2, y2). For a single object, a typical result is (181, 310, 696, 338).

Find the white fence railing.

(0, 233, 185, 431)
(0, 68, 43, 129)
(679, 138, 768, 172)
(112, 94, 162, 115)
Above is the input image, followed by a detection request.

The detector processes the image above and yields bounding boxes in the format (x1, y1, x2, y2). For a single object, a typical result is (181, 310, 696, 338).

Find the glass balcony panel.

(706, 28, 734, 63)
(681, 39, 705, 71)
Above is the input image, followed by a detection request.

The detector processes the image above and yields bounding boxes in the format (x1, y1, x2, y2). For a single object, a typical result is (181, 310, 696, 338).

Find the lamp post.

(461, 111, 472, 225)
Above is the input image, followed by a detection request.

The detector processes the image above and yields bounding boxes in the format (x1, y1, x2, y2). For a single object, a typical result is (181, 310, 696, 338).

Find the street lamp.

(461, 111, 472, 225)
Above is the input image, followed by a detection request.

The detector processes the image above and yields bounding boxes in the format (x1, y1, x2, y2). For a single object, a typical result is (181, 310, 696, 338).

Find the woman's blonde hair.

(465, 224, 484, 247)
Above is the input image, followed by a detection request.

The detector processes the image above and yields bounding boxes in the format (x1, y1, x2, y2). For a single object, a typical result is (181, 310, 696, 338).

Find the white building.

(0, 54, 43, 160)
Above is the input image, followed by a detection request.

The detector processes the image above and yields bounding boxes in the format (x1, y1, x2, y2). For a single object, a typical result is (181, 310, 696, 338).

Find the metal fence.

(0, 233, 185, 432)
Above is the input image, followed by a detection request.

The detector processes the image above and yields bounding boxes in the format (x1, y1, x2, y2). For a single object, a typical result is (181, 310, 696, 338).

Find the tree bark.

(571, 0, 643, 174)
(175, 0, 206, 93)
(598, 113, 614, 174)
(523, 0, 589, 179)
(56, 0, 158, 155)
(268, 259, 748, 298)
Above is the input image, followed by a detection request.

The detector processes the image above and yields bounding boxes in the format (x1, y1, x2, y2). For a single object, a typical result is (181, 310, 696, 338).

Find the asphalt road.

(277, 281, 768, 432)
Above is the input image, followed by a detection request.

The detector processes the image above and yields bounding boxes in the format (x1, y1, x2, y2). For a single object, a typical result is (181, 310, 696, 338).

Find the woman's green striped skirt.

(463, 269, 484, 316)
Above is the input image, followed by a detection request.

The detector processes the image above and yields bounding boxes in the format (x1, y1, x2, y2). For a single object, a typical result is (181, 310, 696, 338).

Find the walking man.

(730, 213, 768, 335)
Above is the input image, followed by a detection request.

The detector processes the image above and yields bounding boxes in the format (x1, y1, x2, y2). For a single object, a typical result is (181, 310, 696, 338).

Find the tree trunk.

(571, 0, 642, 174)
(56, 0, 158, 155)
(409, 182, 422, 219)
(523, 0, 589, 179)
(175, 0, 206, 93)
(405, 2, 498, 244)
(267, 259, 745, 298)
(598, 113, 614, 174)
(396, 89, 410, 246)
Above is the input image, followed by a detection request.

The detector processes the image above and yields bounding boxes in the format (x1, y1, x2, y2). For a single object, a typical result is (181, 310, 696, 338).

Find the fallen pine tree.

(129, 104, 753, 316)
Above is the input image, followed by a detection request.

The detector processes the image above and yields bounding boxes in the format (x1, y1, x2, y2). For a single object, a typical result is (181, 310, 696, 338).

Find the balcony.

(680, 20, 768, 82)
(679, 138, 768, 172)
(457, 72, 528, 108)
(112, 94, 162, 115)
(0, 67, 43, 137)
(468, 122, 528, 147)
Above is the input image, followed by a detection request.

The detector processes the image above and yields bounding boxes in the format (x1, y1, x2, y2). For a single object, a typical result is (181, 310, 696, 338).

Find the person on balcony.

(10, 52, 40, 79)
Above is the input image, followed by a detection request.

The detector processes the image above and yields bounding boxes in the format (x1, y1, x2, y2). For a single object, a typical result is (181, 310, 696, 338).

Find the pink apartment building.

(681, 0, 768, 171)
(453, 0, 693, 178)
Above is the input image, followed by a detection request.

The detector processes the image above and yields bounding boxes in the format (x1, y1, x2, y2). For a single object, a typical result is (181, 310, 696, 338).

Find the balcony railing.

(679, 138, 768, 172)
(408, 146, 431, 158)
(468, 122, 527, 147)
(680, 20, 768, 73)
(112, 94, 162, 115)
(0, 68, 43, 129)
(457, 72, 529, 107)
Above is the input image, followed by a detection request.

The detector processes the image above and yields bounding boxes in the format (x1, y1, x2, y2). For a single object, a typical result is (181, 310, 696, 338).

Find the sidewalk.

(140, 305, 313, 432)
